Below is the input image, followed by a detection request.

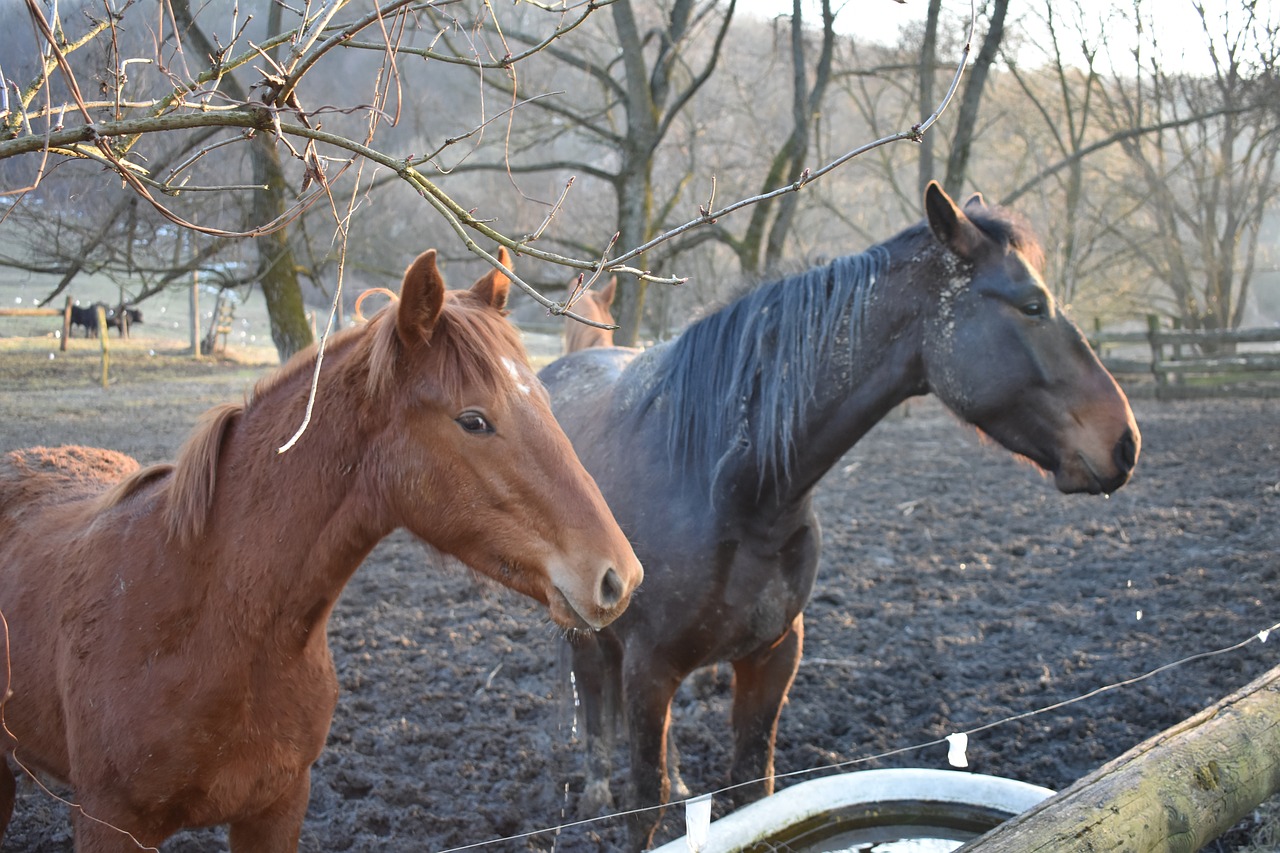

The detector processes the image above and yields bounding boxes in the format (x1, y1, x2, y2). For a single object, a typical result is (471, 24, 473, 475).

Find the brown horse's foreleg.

(728, 613, 804, 808)
(623, 666, 681, 853)
(227, 772, 310, 853)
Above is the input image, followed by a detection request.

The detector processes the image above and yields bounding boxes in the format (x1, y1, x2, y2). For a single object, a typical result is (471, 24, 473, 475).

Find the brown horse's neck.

(195, 349, 391, 648)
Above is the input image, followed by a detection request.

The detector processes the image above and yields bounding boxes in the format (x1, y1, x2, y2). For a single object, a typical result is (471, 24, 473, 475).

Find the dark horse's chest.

(631, 516, 821, 669)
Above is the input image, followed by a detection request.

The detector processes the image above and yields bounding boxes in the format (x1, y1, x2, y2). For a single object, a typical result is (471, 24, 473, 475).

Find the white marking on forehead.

(501, 356, 533, 395)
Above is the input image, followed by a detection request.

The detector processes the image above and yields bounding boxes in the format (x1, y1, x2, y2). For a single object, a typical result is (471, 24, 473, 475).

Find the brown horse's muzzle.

(547, 555, 643, 631)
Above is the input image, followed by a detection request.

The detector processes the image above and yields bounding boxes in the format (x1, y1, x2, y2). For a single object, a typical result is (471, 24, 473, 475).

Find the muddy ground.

(1, 347, 1277, 852)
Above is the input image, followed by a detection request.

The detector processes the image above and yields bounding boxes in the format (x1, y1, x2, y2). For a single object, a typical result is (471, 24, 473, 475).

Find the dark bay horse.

(538, 182, 1140, 849)
(0, 248, 643, 851)
(564, 275, 618, 353)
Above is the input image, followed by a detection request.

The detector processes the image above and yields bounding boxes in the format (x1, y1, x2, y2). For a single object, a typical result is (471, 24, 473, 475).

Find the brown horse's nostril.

(1114, 428, 1138, 474)
(599, 567, 625, 609)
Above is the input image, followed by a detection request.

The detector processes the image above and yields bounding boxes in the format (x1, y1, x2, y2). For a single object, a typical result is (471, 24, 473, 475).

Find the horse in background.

(67, 303, 100, 337)
(539, 182, 1140, 850)
(67, 302, 143, 338)
(564, 276, 618, 353)
(105, 304, 143, 337)
(0, 248, 642, 851)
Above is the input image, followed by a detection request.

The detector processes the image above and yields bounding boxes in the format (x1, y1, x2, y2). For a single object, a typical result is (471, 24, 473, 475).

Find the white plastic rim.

(651, 768, 1055, 853)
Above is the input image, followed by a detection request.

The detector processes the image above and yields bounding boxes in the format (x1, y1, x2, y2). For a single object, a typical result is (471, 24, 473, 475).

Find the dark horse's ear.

(963, 191, 986, 211)
(925, 181, 986, 260)
(471, 247, 512, 312)
(397, 249, 446, 347)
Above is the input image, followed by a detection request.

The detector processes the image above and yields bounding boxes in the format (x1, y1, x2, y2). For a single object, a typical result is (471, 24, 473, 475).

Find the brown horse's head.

(919, 182, 1140, 494)
(564, 276, 617, 353)
(372, 250, 642, 629)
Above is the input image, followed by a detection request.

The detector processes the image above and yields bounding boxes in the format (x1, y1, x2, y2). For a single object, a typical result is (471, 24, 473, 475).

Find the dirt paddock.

(1, 347, 1277, 851)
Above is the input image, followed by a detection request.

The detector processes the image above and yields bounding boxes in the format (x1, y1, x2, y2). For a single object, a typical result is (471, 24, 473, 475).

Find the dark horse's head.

(918, 182, 1140, 494)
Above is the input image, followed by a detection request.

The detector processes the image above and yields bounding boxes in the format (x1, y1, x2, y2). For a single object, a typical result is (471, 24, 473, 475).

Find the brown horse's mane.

(94, 289, 525, 547)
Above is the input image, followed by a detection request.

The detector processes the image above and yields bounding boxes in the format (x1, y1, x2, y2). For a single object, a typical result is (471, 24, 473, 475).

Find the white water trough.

(650, 769, 1054, 853)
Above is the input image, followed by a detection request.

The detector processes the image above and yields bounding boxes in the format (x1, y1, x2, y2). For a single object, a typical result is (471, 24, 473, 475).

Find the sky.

(737, 0, 1272, 76)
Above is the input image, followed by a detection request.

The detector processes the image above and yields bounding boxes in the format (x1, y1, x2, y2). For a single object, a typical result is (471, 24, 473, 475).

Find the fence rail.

(0, 297, 72, 351)
(1090, 316, 1280, 400)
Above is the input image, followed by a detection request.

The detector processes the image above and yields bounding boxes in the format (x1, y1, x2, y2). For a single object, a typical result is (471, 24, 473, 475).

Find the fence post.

(95, 304, 110, 388)
(1146, 315, 1165, 401)
(190, 272, 201, 359)
(61, 297, 71, 351)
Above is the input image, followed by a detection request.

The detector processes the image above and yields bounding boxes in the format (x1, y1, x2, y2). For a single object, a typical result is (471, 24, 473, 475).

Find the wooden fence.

(1089, 316, 1280, 400)
(0, 298, 113, 387)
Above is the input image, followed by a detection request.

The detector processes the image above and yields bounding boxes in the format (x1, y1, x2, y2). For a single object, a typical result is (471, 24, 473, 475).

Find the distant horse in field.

(564, 276, 618, 353)
(539, 182, 1140, 850)
(105, 304, 143, 337)
(67, 302, 142, 338)
(68, 303, 101, 337)
(0, 248, 642, 851)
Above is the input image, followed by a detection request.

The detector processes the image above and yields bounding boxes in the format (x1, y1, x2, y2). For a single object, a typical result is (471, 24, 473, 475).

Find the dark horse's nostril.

(1114, 428, 1138, 473)
(599, 567, 624, 608)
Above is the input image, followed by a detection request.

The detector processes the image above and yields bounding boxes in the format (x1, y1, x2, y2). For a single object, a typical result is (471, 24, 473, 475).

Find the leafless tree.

(1097, 0, 1280, 334)
(1, 0, 975, 356)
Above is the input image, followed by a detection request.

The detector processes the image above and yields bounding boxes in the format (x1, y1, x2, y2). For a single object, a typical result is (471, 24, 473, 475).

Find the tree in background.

(1099, 1, 1280, 334)
(170, 0, 313, 361)
(429, 0, 741, 345)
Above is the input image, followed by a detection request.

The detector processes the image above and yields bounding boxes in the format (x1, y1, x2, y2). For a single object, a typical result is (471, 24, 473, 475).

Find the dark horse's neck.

(647, 227, 934, 514)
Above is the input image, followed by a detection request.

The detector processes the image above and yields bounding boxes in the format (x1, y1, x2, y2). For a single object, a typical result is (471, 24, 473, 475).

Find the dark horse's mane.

(643, 206, 1041, 498)
(645, 244, 890, 497)
(96, 291, 524, 546)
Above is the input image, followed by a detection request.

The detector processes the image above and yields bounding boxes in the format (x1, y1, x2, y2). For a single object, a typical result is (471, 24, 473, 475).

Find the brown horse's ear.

(397, 249, 446, 346)
(471, 247, 512, 312)
(597, 275, 618, 307)
(925, 181, 985, 259)
(963, 191, 987, 211)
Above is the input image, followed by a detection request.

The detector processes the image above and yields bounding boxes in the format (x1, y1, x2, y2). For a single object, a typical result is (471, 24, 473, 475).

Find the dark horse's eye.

(1020, 300, 1047, 318)
(456, 412, 494, 435)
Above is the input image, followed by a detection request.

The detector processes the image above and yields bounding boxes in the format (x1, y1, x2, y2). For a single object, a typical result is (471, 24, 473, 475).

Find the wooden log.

(959, 662, 1280, 853)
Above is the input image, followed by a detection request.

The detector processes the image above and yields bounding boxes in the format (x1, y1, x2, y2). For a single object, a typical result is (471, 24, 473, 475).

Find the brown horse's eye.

(456, 411, 495, 435)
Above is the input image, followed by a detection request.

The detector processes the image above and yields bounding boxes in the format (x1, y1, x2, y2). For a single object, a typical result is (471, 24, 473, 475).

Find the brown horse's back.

(0, 446, 139, 510)
(0, 447, 142, 781)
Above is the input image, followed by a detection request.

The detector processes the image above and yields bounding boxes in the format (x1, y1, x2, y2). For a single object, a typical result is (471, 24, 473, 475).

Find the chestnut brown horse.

(539, 183, 1140, 850)
(0, 248, 642, 851)
(564, 276, 618, 353)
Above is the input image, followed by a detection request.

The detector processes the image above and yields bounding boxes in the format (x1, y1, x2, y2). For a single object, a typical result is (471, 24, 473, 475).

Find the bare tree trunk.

(943, 0, 1009, 195)
(732, 0, 835, 278)
(917, 0, 943, 195)
(172, 0, 312, 362)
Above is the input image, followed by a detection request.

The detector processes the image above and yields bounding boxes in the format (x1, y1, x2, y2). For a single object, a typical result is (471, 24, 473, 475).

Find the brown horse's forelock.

(99, 294, 524, 548)
(362, 292, 524, 403)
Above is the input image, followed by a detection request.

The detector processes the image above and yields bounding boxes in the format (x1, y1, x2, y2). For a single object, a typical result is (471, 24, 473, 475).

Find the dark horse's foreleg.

(624, 661, 682, 853)
(570, 630, 624, 817)
(0, 756, 13, 839)
(728, 613, 804, 807)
